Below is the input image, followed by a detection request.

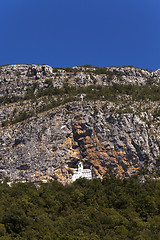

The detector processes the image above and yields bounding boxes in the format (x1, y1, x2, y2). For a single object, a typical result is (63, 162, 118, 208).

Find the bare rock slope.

(0, 64, 160, 183)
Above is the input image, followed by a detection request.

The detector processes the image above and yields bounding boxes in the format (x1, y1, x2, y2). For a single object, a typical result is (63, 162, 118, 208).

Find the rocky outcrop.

(0, 64, 160, 183)
(0, 64, 160, 99)
(0, 99, 160, 183)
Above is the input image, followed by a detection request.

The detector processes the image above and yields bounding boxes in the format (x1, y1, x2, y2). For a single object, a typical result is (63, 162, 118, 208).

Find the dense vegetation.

(0, 176, 160, 239)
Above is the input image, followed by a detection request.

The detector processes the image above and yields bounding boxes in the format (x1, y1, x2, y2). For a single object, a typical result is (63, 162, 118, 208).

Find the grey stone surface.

(0, 64, 160, 183)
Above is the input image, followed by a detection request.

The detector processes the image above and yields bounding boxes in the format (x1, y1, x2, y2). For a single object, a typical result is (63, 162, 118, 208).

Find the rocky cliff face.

(1, 64, 160, 99)
(0, 64, 160, 183)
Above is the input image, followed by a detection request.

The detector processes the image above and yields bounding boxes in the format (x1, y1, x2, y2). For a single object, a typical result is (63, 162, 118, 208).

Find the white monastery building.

(72, 161, 92, 182)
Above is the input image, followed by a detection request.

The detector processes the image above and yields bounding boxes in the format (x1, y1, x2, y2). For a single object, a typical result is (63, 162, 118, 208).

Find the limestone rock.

(0, 64, 160, 183)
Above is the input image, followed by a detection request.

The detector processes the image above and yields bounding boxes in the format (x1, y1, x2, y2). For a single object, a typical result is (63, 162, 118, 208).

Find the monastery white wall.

(72, 162, 92, 181)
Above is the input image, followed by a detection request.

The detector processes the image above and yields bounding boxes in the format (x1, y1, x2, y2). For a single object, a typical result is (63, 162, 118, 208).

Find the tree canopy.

(0, 176, 160, 239)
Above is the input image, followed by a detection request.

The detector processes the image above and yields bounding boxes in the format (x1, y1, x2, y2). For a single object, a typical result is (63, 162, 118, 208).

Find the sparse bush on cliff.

(11, 111, 34, 124)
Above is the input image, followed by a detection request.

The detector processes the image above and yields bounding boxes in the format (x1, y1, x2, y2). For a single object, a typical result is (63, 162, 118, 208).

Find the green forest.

(0, 176, 160, 239)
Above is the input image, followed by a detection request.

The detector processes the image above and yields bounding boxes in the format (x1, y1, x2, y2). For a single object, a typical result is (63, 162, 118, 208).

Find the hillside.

(0, 64, 160, 183)
(0, 176, 160, 239)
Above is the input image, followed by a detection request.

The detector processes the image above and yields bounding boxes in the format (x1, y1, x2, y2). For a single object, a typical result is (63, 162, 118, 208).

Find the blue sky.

(1, 0, 160, 70)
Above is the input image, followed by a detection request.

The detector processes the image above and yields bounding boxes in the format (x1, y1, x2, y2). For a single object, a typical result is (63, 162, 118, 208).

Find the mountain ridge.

(0, 64, 160, 183)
